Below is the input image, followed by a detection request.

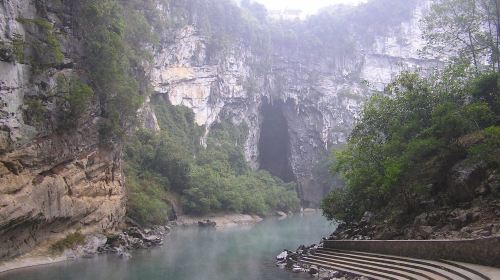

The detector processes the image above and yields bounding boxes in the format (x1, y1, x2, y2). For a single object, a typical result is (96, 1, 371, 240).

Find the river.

(0, 213, 336, 280)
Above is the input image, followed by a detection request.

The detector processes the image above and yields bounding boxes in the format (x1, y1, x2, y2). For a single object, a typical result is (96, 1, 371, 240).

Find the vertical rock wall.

(150, 1, 439, 207)
(0, 0, 125, 259)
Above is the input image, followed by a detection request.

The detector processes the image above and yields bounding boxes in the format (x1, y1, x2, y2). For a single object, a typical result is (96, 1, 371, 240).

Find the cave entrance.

(258, 97, 295, 183)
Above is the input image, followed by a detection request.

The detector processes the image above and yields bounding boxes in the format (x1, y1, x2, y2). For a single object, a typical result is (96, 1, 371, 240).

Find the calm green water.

(1, 213, 336, 280)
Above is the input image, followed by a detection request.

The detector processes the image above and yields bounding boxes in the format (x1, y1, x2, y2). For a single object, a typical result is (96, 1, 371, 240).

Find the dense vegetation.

(15, 17, 64, 69)
(422, 0, 500, 72)
(125, 97, 299, 225)
(270, 0, 418, 63)
(72, 0, 159, 141)
(50, 232, 85, 253)
(22, 0, 497, 226)
(321, 0, 500, 224)
(322, 68, 500, 222)
(12, 0, 298, 225)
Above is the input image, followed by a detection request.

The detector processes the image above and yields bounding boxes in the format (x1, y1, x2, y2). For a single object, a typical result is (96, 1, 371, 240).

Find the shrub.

(56, 75, 95, 129)
(50, 232, 85, 253)
(125, 98, 300, 218)
(16, 17, 63, 68)
(11, 34, 25, 63)
(125, 168, 171, 225)
(323, 70, 500, 222)
(24, 98, 47, 125)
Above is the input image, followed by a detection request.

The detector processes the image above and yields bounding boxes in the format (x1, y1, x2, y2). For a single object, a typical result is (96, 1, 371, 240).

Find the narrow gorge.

(0, 0, 465, 269)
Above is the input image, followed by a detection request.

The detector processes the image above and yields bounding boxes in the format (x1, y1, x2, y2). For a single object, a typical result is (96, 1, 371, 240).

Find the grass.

(50, 232, 85, 253)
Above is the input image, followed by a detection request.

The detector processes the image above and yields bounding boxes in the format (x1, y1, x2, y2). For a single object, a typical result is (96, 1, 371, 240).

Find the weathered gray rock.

(0, 0, 125, 260)
(148, 2, 437, 207)
(448, 160, 488, 202)
(81, 234, 108, 258)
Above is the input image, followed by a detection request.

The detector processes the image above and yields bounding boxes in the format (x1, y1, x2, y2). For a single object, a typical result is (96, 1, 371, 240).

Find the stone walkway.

(300, 248, 500, 280)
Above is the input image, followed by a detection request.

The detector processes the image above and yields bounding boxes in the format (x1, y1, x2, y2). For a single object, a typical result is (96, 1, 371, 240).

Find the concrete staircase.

(299, 247, 493, 280)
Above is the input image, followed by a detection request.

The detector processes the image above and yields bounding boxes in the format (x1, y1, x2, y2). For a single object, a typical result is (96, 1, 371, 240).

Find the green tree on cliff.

(422, 0, 500, 72)
(322, 69, 500, 223)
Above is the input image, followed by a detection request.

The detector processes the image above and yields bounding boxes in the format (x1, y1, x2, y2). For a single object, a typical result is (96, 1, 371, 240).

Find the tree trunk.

(468, 29, 479, 72)
(469, 3, 479, 73)
(494, 0, 500, 71)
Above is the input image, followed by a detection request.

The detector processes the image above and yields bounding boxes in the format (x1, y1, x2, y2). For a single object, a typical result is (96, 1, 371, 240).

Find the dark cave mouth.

(258, 98, 295, 183)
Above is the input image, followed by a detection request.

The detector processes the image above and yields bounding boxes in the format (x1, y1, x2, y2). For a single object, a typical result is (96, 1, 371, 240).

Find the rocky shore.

(328, 197, 500, 241)
(175, 213, 264, 228)
(276, 245, 368, 280)
(277, 197, 500, 280)
(0, 213, 269, 274)
(0, 225, 170, 274)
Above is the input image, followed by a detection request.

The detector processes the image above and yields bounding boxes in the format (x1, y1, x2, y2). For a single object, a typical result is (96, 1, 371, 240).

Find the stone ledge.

(323, 236, 500, 268)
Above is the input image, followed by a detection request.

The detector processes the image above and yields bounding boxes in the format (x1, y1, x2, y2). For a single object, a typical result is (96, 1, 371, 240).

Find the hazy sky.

(254, 0, 368, 15)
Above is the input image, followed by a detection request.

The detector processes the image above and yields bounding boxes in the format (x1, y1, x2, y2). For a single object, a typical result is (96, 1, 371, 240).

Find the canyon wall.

(149, 1, 438, 207)
(0, 0, 439, 260)
(0, 0, 125, 259)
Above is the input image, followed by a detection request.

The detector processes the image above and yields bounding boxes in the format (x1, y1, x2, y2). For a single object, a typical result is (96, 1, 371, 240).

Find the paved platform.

(300, 248, 500, 280)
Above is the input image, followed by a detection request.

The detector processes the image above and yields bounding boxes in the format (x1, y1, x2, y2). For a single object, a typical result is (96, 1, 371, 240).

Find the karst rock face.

(0, 0, 125, 259)
(0, 0, 436, 259)
(149, 1, 436, 207)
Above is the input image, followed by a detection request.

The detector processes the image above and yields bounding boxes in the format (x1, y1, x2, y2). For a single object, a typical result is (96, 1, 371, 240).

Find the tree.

(422, 0, 500, 72)
(322, 69, 499, 222)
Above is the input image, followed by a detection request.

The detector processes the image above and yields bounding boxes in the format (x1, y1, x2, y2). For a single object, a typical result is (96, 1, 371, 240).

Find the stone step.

(311, 252, 452, 280)
(300, 259, 406, 280)
(316, 248, 489, 280)
(314, 250, 466, 280)
(302, 255, 429, 280)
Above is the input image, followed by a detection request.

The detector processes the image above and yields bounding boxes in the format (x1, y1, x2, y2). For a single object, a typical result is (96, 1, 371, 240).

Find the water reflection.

(1, 213, 336, 280)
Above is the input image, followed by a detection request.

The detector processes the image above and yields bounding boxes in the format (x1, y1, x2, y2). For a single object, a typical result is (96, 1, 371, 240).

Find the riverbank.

(0, 212, 271, 275)
(0, 250, 66, 274)
(278, 198, 500, 279)
(0, 225, 168, 275)
(1, 213, 334, 280)
(175, 213, 264, 228)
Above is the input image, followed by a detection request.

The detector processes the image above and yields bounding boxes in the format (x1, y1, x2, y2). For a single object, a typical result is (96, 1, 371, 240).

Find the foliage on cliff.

(322, 68, 500, 223)
(183, 120, 299, 215)
(72, 0, 158, 142)
(422, 0, 500, 72)
(271, 0, 418, 60)
(15, 17, 64, 68)
(50, 232, 86, 253)
(125, 97, 299, 224)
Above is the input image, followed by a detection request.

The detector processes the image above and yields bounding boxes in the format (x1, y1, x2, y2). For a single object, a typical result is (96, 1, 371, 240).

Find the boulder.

(82, 234, 107, 258)
(198, 220, 217, 227)
(360, 211, 374, 225)
(418, 226, 434, 239)
(475, 183, 490, 196)
(447, 160, 487, 202)
(144, 235, 162, 245)
(291, 265, 303, 273)
(308, 265, 319, 275)
(276, 250, 288, 261)
(276, 262, 286, 269)
(126, 227, 146, 240)
(276, 211, 287, 217)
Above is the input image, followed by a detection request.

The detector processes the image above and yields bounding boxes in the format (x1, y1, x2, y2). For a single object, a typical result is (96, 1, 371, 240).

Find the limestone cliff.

(149, 1, 438, 207)
(0, 0, 125, 259)
(0, 0, 439, 260)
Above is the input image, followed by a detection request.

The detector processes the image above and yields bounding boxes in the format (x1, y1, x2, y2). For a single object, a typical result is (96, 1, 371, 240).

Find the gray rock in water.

(198, 220, 217, 227)
(308, 265, 319, 275)
(276, 250, 288, 261)
(276, 211, 287, 217)
(291, 265, 303, 273)
(82, 234, 107, 258)
(126, 227, 146, 239)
